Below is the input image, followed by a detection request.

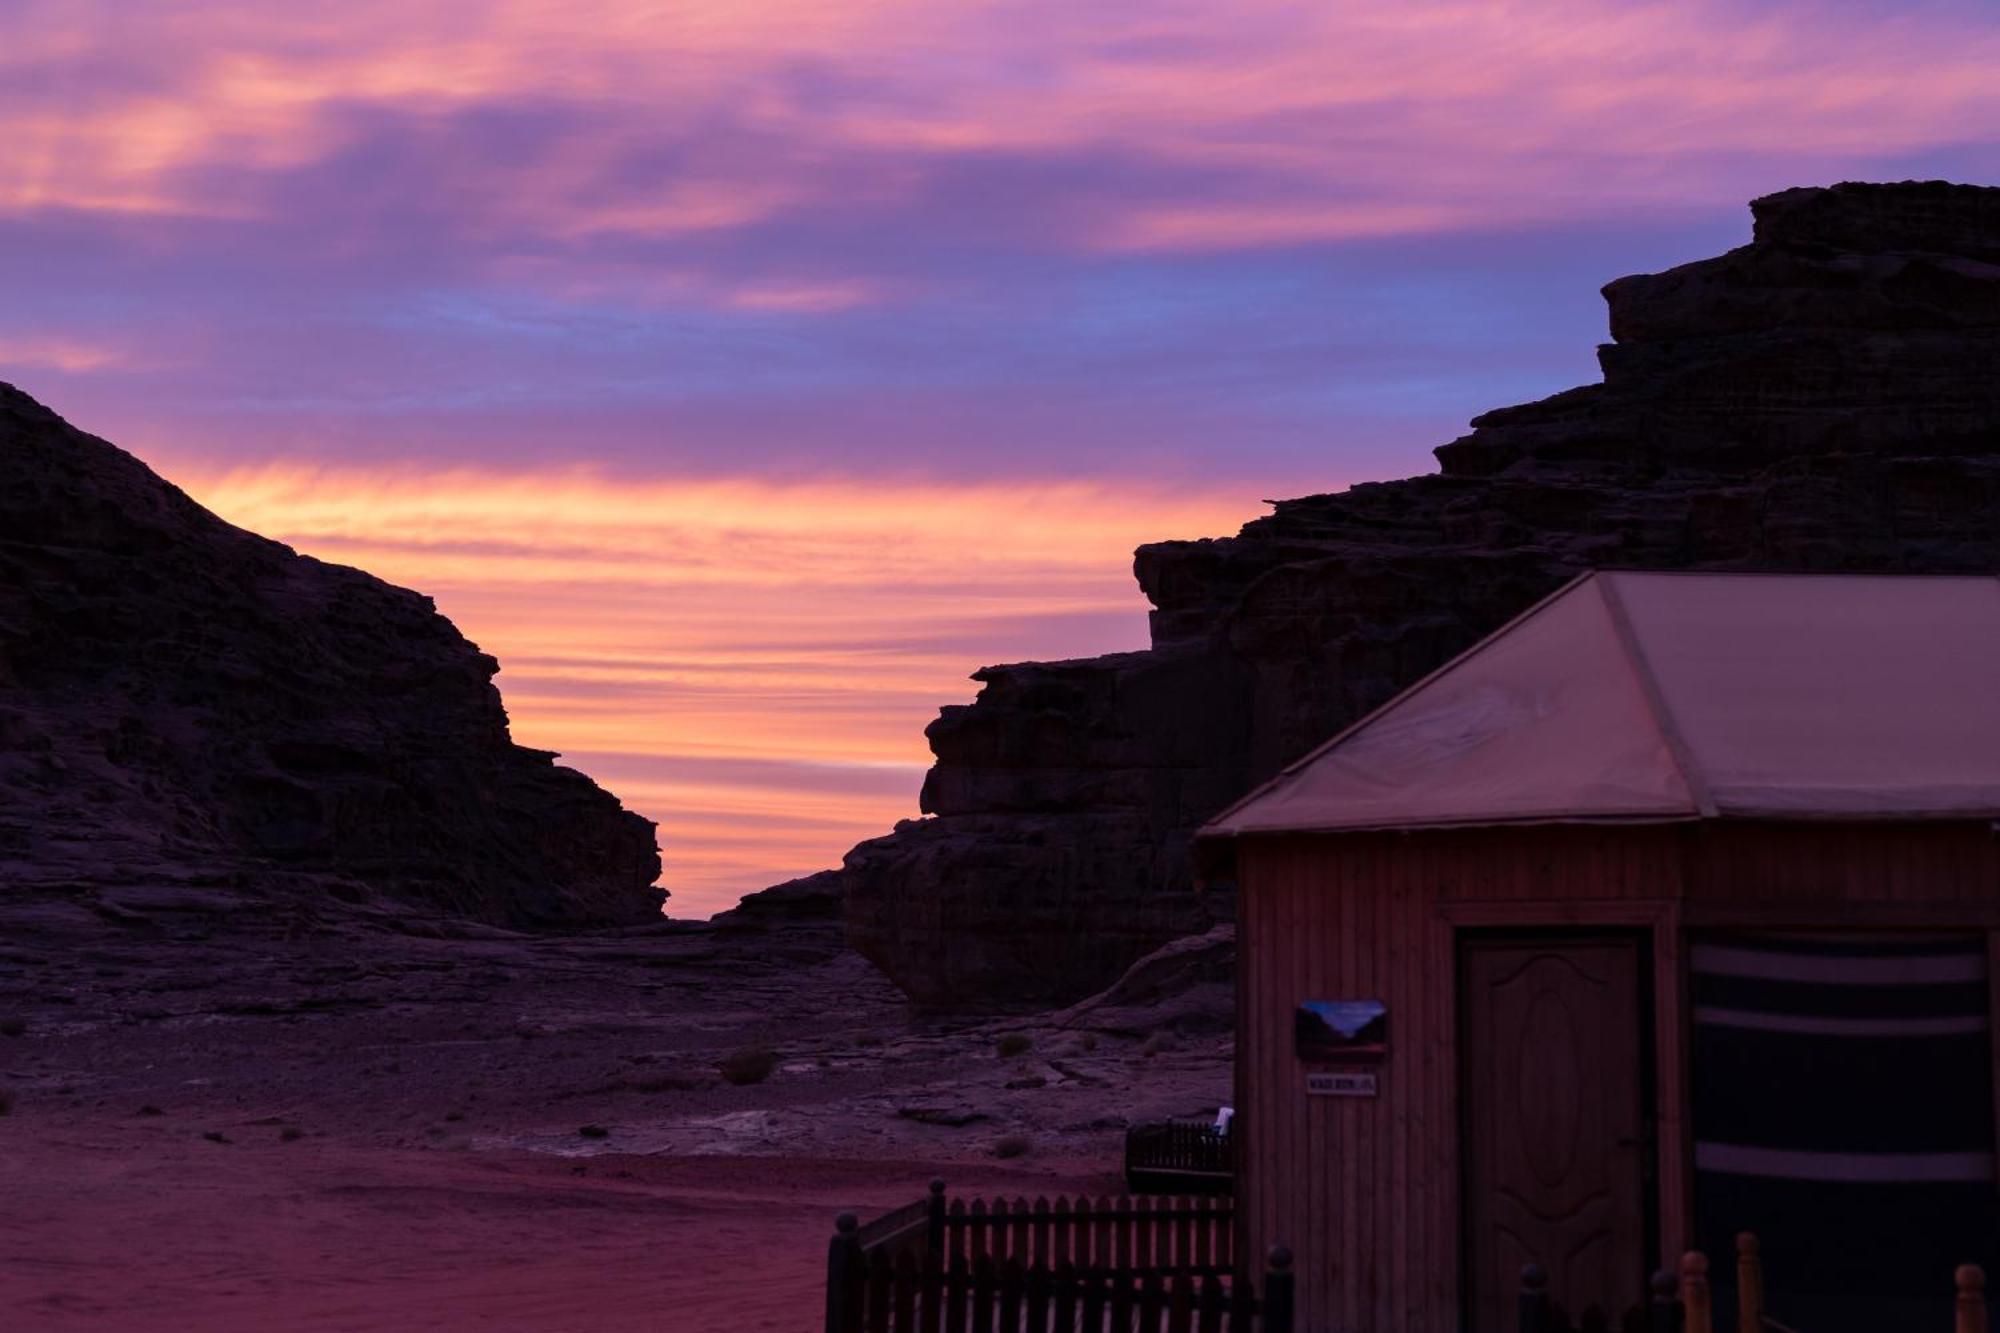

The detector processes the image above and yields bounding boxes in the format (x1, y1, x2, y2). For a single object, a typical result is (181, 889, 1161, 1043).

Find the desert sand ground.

(0, 894, 1229, 1331)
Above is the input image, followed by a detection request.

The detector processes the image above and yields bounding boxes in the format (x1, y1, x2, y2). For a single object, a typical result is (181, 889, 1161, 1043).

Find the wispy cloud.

(8, 1, 2000, 264)
(175, 461, 1259, 912)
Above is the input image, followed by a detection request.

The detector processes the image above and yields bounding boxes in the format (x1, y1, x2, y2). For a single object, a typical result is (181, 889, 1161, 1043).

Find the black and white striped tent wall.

(1691, 932, 1998, 1328)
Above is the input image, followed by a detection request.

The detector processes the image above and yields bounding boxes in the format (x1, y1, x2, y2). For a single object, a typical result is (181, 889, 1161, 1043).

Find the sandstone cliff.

(0, 384, 662, 927)
(846, 180, 2000, 1008)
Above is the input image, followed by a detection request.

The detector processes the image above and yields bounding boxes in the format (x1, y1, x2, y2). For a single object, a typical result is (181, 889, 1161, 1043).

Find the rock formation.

(845, 180, 2000, 1008)
(0, 383, 662, 927)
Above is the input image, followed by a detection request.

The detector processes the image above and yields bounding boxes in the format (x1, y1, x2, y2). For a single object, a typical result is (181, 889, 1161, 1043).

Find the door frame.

(1455, 927, 1661, 1332)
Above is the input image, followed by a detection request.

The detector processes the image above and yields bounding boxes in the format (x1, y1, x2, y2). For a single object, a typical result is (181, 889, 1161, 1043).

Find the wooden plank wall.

(1236, 822, 2000, 1333)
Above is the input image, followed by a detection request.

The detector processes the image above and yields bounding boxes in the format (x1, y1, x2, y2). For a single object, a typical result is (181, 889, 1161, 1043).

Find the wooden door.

(1461, 936, 1650, 1333)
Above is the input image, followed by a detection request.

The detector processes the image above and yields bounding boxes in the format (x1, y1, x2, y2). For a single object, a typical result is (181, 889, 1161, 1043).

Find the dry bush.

(992, 1133, 1033, 1160)
(0, 1017, 24, 1038)
(1140, 1032, 1176, 1059)
(994, 1033, 1032, 1059)
(718, 1047, 779, 1086)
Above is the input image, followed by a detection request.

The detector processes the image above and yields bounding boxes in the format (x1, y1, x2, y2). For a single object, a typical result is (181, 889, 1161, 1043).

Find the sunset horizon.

(8, 5, 2000, 1330)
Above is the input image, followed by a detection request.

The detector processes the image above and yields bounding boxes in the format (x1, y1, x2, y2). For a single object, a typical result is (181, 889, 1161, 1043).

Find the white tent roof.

(1201, 572, 2000, 838)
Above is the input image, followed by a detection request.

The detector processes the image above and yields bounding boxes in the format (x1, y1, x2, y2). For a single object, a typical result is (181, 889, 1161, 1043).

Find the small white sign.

(1306, 1070, 1379, 1097)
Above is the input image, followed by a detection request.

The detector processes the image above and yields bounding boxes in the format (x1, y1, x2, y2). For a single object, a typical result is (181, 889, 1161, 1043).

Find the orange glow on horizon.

(172, 459, 1263, 915)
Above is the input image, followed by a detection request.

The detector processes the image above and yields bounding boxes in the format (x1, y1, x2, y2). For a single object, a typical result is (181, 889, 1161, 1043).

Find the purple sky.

(5, 0, 1998, 912)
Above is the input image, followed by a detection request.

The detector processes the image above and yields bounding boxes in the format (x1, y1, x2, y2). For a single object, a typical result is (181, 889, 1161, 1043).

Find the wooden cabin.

(1197, 572, 2000, 1333)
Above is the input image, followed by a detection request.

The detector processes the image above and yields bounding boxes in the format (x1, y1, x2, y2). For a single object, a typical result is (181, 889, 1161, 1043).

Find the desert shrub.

(0, 1017, 24, 1038)
(279, 1125, 304, 1142)
(992, 1133, 1032, 1160)
(994, 1033, 1032, 1059)
(578, 1123, 610, 1139)
(718, 1047, 779, 1086)
(1140, 1032, 1176, 1059)
(855, 1032, 884, 1048)
(0, 1087, 14, 1116)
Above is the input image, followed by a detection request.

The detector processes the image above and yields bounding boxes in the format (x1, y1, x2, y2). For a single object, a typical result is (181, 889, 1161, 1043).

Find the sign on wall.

(1306, 1070, 1380, 1097)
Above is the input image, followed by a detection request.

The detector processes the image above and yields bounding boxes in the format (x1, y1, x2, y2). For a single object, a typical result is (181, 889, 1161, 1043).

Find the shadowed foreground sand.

(5, 1128, 1110, 1331)
(0, 896, 1227, 1330)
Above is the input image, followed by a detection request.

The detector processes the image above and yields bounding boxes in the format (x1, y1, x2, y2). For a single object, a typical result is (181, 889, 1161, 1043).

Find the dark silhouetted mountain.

(0, 385, 661, 927)
(845, 180, 2000, 1008)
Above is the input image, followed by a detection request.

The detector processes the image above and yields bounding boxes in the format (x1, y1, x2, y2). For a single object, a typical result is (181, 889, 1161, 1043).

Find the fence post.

(1648, 1268, 1681, 1333)
(1734, 1233, 1762, 1333)
(1679, 1253, 1710, 1333)
(1518, 1263, 1550, 1333)
(1958, 1264, 1987, 1333)
(826, 1213, 863, 1333)
(1263, 1245, 1295, 1333)
(928, 1179, 948, 1258)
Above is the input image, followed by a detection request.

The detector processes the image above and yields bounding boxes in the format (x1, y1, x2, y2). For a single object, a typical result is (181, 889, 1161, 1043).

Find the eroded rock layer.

(0, 385, 661, 926)
(846, 180, 2000, 1008)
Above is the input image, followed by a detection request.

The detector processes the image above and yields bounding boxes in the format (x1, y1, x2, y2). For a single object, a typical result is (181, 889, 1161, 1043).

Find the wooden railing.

(824, 1182, 1291, 1333)
(1518, 1232, 1992, 1333)
(1124, 1119, 1234, 1196)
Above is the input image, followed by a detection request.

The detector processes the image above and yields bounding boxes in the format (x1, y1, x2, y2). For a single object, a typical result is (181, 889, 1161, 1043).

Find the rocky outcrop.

(0, 384, 662, 927)
(846, 180, 2000, 1008)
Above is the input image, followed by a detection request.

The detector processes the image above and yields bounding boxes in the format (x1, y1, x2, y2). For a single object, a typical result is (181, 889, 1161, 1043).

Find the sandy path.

(0, 904, 1224, 1331)
(2, 1124, 1115, 1331)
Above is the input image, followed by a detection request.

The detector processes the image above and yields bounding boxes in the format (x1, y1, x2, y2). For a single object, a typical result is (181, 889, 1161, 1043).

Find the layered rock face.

(0, 384, 662, 926)
(846, 180, 2000, 1008)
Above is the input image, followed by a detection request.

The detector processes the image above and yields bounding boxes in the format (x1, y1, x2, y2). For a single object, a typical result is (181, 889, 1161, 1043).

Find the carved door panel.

(1462, 937, 1649, 1333)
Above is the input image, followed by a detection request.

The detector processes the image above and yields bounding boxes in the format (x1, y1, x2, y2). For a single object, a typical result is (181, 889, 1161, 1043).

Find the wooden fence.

(1519, 1233, 1993, 1333)
(1124, 1120, 1234, 1196)
(825, 1183, 1290, 1333)
(852, 1180, 1238, 1275)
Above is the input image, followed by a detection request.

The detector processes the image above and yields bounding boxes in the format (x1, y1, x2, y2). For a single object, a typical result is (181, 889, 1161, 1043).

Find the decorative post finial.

(1680, 1251, 1713, 1333)
(1957, 1264, 1986, 1333)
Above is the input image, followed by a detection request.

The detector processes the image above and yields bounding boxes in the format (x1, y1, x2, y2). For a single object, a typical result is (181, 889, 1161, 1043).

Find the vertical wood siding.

(1234, 823, 2000, 1333)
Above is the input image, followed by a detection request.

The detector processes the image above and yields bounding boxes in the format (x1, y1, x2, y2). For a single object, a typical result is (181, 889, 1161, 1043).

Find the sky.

(5, 0, 1999, 914)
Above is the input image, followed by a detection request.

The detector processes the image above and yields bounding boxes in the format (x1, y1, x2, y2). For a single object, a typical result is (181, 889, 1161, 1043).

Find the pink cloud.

(170, 459, 1266, 913)
(6, 0, 1998, 276)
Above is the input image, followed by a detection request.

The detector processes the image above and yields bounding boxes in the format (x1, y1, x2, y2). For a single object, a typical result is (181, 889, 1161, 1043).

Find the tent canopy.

(1201, 572, 2000, 839)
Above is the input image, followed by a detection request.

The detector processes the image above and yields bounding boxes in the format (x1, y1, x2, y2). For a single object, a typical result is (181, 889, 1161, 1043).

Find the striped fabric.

(1691, 933, 1998, 1327)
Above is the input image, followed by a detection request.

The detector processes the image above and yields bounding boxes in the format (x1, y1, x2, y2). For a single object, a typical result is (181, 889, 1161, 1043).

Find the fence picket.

(1031, 1196, 1050, 1270)
(866, 1249, 893, 1333)
(970, 1200, 990, 1266)
(1111, 1264, 1135, 1331)
(1138, 1269, 1167, 1332)
(1053, 1260, 1079, 1333)
(1197, 1273, 1226, 1333)
(1226, 1267, 1255, 1332)
(972, 1255, 995, 1333)
(893, 1251, 918, 1333)
(919, 1252, 943, 1333)
(949, 1201, 969, 1265)
(998, 1256, 1023, 1332)
(1024, 1260, 1052, 1333)
(947, 1251, 969, 1333)
(1085, 1265, 1111, 1332)
(1167, 1272, 1194, 1333)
